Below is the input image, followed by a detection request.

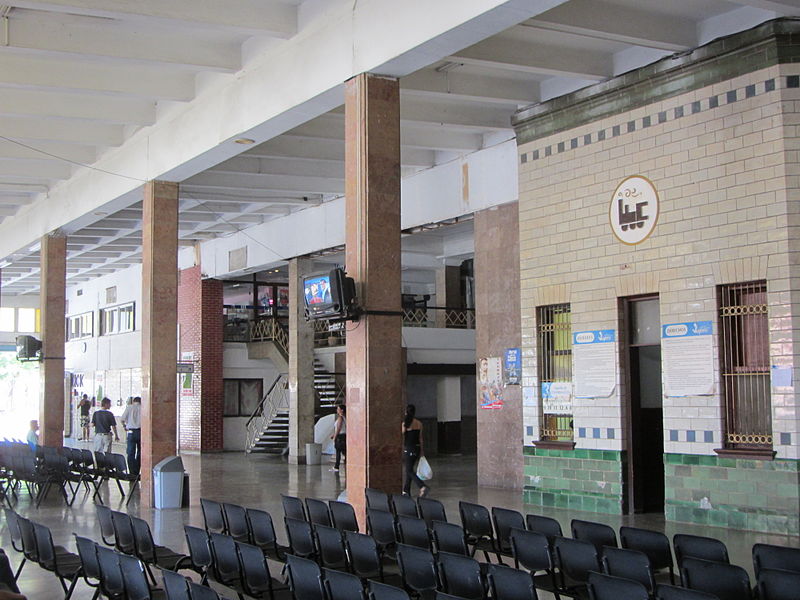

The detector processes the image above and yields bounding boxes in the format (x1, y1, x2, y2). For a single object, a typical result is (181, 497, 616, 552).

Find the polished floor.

(3, 449, 798, 599)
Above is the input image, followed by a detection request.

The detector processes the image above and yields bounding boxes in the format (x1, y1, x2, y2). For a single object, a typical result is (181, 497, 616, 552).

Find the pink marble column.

(141, 181, 179, 506)
(39, 233, 67, 446)
(345, 73, 403, 525)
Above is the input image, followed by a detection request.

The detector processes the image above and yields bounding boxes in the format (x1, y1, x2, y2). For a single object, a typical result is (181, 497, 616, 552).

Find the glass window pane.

(630, 298, 660, 345)
(239, 380, 263, 416)
(0, 307, 15, 332)
(223, 380, 240, 417)
(17, 308, 35, 332)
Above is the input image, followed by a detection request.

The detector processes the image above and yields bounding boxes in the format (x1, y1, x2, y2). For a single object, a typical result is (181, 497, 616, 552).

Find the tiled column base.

(665, 453, 800, 535)
(523, 447, 624, 515)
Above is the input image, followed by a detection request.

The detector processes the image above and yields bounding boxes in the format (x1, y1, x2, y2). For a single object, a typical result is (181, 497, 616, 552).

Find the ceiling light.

(234, 138, 256, 145)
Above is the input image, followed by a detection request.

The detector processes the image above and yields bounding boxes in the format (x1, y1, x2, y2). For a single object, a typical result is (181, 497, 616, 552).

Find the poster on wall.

(504, 348, 521, 385)
(181, 373, 194, 398)
(541, 381, 573, 414)
(662, 321, 714, 396)
(573, 330, 617, 398)
(478, 356, 504, 409)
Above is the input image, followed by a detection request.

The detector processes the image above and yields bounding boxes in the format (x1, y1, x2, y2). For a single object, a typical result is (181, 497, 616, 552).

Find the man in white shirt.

(120, 396, 142, 476)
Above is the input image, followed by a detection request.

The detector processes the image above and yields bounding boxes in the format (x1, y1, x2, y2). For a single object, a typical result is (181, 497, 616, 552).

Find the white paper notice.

(662, 321, 714, 397)
(573, 330, 617, 398)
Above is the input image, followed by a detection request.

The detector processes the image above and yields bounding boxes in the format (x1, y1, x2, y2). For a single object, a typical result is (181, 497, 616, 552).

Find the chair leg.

(114, 478, 125, 497)
(13, 557, 25, 581)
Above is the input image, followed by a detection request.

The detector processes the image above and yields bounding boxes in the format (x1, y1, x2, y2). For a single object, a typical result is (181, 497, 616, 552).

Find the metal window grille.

(718, 281, 772, 449)
(537, 304, 573, 441)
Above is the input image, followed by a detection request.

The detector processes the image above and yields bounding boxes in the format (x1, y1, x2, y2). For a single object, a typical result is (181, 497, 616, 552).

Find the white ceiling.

(0, 0, 796, 295)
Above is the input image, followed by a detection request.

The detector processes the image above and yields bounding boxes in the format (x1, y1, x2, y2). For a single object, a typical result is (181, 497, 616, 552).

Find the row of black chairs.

(199, 498, 289, 561)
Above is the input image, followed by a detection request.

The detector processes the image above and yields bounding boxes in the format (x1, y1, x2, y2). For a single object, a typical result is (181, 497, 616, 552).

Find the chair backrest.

(509, 528, 552, 573)
(200, 498, 227, 535)
(418, 497, 447, 527)
(130, 516, 157, 562)
(525, 514, 562, 541)
(680, 557, 753, 600)
(161, 569, 191, 600)
(344, 530, 383, 579)
(366, 508, 397, 550)
(588, 571, 649, 600)
(757, 567, 800, 600)
(619, 526, 673, 572)
(391, 494, 419, 518)
(96, 546, 125, 599)
(437, 550, 484, 600)
(487, 564, 538, 600)
(188, 581, 222, 600)
(601, 545, 654, 592)
(323, 566, 366, 600)
(396, 543, 439, 594)
(329, 500, 360, 533)
(111, 510, 137, 554)
(118, 553, 151, 600)
(236, 541, 273, 597)
(32, 521, 57, 568)
(571, 519, 618, 553)
(109, 452, 129, 475)
(655, 583, 722, 600)
(4, 508, 23, 552)
(285, 554, 325, 600)
(314, 524, 347, 569)
(396, 515, 431, 550)
(183, 525, 213, 571)
(16, 516, 38, 562)
(459, 501, 494, 540)
(74, 534, 102, 581)
(209, 532, 241, 585)
(222, 502, 249, 542)
(306, 497, 333, 527)
(753, 543, 800, 576)
(432, 520, 468, 556)
(673, 534, 729, 566)
(368, 580, 412, 600)
(245, 508, 278, 549)
(281, 493, 307, 521)
(365, 487, 392, 513)
(554, 536, 600, 583)
(285, 516, 317, 559)
(95, 504, 116, 546)
(492, 507, 525, 554)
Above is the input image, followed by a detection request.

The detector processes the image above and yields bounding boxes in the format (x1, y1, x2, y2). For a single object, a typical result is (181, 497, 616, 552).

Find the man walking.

(120, 396, 141, 476)
(92, 398, 118, 453)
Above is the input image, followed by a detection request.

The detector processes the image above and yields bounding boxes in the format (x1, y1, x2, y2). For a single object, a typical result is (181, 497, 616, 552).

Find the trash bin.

(306, 443, 322, 465)
(153, 456, 184, 509)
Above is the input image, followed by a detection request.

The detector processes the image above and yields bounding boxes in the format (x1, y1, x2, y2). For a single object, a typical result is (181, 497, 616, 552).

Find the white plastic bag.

(416, 456, 433, 481)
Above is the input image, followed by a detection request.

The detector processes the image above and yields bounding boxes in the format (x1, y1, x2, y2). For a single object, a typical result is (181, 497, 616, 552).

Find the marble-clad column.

(289, 257, 316, 464)
(39, 233, 67, 446)
(141, 180, 179, 507)
(345, 73, 404, 525)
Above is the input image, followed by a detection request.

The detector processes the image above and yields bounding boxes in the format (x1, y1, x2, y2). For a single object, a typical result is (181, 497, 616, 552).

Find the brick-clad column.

(39, 233, 67, 446)
(141, 181, 178, 507)
(289, 257, 315, 464)
(345, 73, 404, 525)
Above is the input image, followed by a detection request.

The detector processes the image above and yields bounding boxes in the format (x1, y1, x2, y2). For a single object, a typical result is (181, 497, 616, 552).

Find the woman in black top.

(402, 404, 429, 496)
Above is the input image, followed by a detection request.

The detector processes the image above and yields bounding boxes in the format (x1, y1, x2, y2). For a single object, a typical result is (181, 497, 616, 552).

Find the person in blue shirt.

(26, 420, 39, 452)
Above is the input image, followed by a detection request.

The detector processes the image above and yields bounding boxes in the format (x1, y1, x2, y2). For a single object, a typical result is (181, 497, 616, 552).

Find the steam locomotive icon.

(618, 197, 649, 230)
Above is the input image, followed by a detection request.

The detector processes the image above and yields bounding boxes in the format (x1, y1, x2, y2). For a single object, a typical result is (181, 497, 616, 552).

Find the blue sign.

(661, 321, 712, 338)
(504, 348, 521, 385)
(573, 329, 616, 345)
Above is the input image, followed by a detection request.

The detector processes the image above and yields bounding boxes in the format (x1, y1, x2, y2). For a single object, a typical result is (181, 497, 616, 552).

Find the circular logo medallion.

(609, 175, 659, 245)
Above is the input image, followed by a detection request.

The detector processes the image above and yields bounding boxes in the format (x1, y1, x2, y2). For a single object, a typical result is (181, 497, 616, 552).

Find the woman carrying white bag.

(401, 404, 431, 497)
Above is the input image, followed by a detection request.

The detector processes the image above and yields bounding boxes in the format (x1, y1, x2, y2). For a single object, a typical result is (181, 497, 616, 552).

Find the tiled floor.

(3, 449, 798, 599)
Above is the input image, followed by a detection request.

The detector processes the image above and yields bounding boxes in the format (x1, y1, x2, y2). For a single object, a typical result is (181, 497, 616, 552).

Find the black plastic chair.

(753, 543, 800, 576)
(492, 507, 525, 558)
(246, 508, 287, 561)
(487, 564, 539, 600)
(236, 540, 287, 600)
(601, 546, 655, 593)
(367, 508, 398, 559)
(201, 498, 227, 535)
(73, 534, 102, 599)
(571, 519, 617, 555)
(16, 515, 38, 567)
(323, 566, 366, 600)
(188, 581, 224, 600)
(366, 488, 392, 513)
(285, 554, 326, 600)
(110, 510, 137, 555)
(208, 532, 246, 597)
(757, 567, 800, 600)
(673, 534, 728, 567)
(418, 497, 447, 528)
(285, 516, 317, 560)
(32, 521, 83, 599)
(329, 500, 360, 533)
(553, 536, 600, 595)
(680, 557, 752, 600)
(282, 494, 307, 521)
(437, 550, 484, 600)
(162, 569, 191, 600)
(222, 503, 250, 543)
(396, 515, 431, 551)
(131, 515, 190, 582)
(654, 583, 720, 600)
(368, 580, 412, 600)
(314, 524, 348, 570)
(96, 545, 126, 600)
(96, 504, 117, 546)
(391, 494, 419, 518)
(458, 501, 498, 561)
(587, 571, 648, 600)
(306, 497, 333, 527)
(183, 525, 213, 584)
(396, 543, 439, 600)
(108, 452, 139, 507)
(525, 515, 563, 541)
(432, 521, 469, 556)
(620, 525, 675, 584)
(508, 529, 560, 598)
(4, 509, 26, 580)
(118, 552, 160, 600)
(345, 530, 385, 582)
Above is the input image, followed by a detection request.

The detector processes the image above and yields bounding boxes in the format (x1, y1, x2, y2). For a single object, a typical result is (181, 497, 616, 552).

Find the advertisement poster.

(504, 348, 521, 385)
(541, 381, 573, 414)
(181, 373, 194, 398)
(478, 356, 504, 409)
(573, 330, 617, 398)
(662, 321, 714, 396)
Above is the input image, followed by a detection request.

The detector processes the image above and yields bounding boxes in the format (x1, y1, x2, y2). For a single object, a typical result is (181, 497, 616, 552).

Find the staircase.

(246, 374, 290, 454)
(314, 359, 343, 412)
(249, 409, 289, 454)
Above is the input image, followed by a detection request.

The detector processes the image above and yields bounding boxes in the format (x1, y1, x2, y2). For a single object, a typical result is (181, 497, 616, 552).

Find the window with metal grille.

(718, 281, 771, 449)
(537, 303, 573, 441)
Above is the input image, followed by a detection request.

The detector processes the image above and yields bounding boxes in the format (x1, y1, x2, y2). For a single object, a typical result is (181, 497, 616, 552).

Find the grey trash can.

(306, 443, 322, 465)
(153, 456, 184, 509)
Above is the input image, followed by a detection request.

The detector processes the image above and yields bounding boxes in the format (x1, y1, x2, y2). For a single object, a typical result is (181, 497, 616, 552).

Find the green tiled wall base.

(664, 453, 800, 535)
(523, 447, 624, 515)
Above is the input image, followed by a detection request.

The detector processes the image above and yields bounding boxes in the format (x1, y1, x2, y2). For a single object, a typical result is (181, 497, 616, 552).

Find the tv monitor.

(304, 268, 356, 320)
(16, 335, 42, 361)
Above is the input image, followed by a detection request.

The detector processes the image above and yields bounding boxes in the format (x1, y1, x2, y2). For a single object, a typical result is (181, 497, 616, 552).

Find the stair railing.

(245, 373, 289, 453)
(250, 316, 289, 357)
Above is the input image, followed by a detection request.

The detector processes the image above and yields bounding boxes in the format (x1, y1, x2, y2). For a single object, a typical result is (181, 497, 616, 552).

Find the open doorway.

(621, 296, 664, 513)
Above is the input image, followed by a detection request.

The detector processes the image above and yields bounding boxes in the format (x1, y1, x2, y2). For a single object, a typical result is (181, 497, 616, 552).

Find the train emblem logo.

(609, 175, 659, 245)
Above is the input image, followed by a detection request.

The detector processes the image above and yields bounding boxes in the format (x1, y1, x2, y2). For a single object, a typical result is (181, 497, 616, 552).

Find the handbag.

(416, 456, 433, 481)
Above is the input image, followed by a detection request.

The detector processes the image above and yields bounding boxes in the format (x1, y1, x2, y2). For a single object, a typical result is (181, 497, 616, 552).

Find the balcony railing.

(403, 306, 475, 329)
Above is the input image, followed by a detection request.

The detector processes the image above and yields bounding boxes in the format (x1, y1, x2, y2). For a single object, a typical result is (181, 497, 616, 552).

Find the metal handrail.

(250, 317, 289, 356)
(245, 373, 289, 453)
